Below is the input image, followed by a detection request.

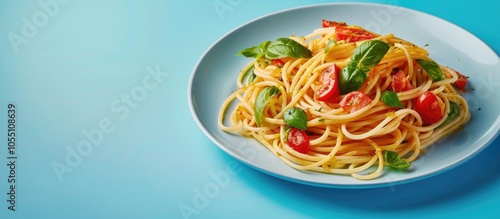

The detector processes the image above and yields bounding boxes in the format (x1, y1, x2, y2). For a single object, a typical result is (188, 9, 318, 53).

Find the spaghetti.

(218, 20, 470, 180)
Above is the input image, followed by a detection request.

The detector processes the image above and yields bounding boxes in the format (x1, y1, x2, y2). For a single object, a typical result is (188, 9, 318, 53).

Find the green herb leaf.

(351, 40, 391, 69)
(265, 38, 313, 60)
(324, 39, 336, 54)
(283, 126, 292, 142)
(381, 91, 404, 108)
(339, 40, 390, 94)
(237, 41, 270, 58)
(438, 101, 460, 128)
(339, 62, 368, 94)
(384, 150, 411, 170)
(416, 59, 445, 82)
(254, 86, 280, 126)
(284, 107, 308, 130)
(241, 66, 256, 85)
(237, 38, 312, 60)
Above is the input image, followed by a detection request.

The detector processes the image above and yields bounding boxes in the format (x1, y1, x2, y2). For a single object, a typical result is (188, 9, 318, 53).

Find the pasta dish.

(218, 20, 470, 180)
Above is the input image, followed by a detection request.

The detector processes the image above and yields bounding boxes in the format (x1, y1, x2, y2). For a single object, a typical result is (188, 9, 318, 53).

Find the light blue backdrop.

(0, 0, 499, 218)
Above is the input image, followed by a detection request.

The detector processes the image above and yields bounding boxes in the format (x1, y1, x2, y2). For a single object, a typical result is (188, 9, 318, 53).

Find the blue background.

(0, 0, 499, 218)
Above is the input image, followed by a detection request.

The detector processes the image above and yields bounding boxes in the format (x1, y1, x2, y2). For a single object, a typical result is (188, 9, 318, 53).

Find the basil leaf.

(238, 38, 312, 60)
(339, 40, 390, 94)
(438, 101, 460, 128)
(351, 40, 391, 69)
(384, 150, 411, 170)
(241, 66, 256, 85)
(283, 126, 292, 143)
(416, 59, 445, 82)
(324, 39, 336, 54)
(237, 41, 270, 58)
(265, 38, 313, 60)
(381, 91, 404, 108)
(254, 86, 280, 126)
(284, 107, 308, 130)
(339, 62, 368, 94)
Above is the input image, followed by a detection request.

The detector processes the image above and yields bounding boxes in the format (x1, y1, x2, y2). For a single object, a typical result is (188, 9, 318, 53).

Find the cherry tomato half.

(454, 77, 467, 91)
(271, 59, 285, 68)
(391, 70, 413, 92)
(322, 19, 347, 28)
(286, 128, 310, 154)
(413, 91, 442, 125)
(322, 19, 374, 42)
(335, 26, 375, 43)
(453, 71, 468, 91)
(339, 91, 373, 114)
(316, 64, 340, 102)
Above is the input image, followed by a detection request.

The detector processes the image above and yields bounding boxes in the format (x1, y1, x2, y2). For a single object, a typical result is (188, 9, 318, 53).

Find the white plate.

(188, 3, 500, 188)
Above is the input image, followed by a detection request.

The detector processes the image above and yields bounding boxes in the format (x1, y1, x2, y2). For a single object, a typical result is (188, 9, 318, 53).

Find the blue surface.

(0, 0, 498, 218)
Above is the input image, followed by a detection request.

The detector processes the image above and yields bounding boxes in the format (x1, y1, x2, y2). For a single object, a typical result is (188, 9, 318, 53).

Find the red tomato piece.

(413, 92, 442, 125)
(391, 70, 413, 92)
(454, 77, 467, 91)
(271, 59, 285, 68)
(316, 64, 340, 102)
(335, 26, 375, 43)
(322, 19, 347, 28)
(339, 91, 373, 113)
(453, 71, 468, 91)
(391, 63, 408, 75)
(286, 128, 310, 154)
